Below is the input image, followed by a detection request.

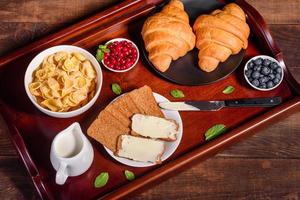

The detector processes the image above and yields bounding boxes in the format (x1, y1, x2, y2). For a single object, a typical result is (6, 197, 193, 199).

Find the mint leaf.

(96, 49, 104, 61)
(94, 172, 109, 188)
(222, 86, 235, 94)
(102, 48, 110, 53)
(98, 45, 107, 50)
(96, 44, 110, 61)
(205, 124, 226, 141)
(170, 89, 185, 98)
(111, 83, 122, 95)
(124, 170, 135, 181)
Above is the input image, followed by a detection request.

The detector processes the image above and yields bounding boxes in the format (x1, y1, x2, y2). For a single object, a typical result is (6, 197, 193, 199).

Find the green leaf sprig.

(205, 124, 227, 141)
(111, 83, 122, 95)
(96, 44, 110, 61)
(94, 172, 109, 188)
(124, 170, 135, 181)
(222, 86, 235, 94)
(170, 89, 185, 98)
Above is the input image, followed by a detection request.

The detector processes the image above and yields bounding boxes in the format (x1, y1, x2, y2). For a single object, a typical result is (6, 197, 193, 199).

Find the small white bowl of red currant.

(244, 55, 284, 91)
(96, 38, 139, 73)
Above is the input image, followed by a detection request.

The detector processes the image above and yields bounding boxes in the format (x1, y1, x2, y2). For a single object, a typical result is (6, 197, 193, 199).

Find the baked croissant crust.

(193, 3, 250, 72)
(142, 0, 196, 72)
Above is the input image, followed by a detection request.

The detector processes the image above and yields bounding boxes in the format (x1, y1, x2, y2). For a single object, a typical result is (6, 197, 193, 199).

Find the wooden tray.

(0, 0, 299, 199)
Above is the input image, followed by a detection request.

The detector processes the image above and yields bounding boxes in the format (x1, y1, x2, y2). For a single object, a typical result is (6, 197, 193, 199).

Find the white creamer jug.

(50, 122, 94, 185)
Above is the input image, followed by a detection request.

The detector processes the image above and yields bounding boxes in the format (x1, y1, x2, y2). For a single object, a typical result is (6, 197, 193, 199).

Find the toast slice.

(116, 135, 165, 163)
(87, 85, 164, 153)
(106, 94, 141, 128)
(131, 114, 178, 141)
(105, 103, 131, 128)
(87, 110, 129, 152)
(128, 85, 164, 118)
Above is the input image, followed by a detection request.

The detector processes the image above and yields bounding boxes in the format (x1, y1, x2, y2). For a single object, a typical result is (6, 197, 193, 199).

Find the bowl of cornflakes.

(24, 45, 103, 118)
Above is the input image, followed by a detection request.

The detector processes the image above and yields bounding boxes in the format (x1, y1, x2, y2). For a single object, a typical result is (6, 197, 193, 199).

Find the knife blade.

(159, 97, 282, 111)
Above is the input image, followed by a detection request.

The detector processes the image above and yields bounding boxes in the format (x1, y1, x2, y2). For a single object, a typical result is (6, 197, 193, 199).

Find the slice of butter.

(116, 135, 165, 163)
(131, 114, 178, 140)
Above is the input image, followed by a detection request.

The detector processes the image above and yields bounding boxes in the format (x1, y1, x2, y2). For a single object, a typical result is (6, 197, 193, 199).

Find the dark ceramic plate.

(140, 0, 246, 86)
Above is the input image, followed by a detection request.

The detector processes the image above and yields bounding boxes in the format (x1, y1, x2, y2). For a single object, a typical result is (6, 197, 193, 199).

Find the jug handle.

(56, 162, 68, 185)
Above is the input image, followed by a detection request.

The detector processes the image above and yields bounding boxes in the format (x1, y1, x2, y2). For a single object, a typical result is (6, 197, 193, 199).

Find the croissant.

(193, 3, 250, 72)
(142, 0, 196, 72)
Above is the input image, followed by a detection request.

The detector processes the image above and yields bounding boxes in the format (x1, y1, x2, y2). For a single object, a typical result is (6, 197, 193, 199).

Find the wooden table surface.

(0, 0, 299, 199)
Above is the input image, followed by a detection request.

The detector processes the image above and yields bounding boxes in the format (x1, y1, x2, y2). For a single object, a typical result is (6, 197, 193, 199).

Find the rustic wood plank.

(0, 156, 39, 200)
(0, 0, 299, 25)
(269, 25, 300, 69)
(0, 22, 64, 59)
(1, 156, 299, 200)
(289, 68, 300, 83)
(0, 0, 118, 23)
(132, 158, 300, 200)
(0, 116, 17, 156)
(217, 111, 300, 158)
(0, 0, 118, 56)
(247, 0, 300, 24)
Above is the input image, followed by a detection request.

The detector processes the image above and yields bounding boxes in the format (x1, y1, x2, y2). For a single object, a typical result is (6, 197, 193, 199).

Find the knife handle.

(225, 97, 282, 107)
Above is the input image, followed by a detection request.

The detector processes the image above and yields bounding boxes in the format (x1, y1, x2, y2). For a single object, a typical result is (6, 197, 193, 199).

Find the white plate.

(103, 92, 183, 167)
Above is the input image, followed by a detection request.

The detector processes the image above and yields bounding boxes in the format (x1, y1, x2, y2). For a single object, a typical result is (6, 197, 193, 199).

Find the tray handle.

(0, 103, 49, 199)
(235, 0, 280, 56)
(235, 0, 300, 94)
(10, 125, 50, 199)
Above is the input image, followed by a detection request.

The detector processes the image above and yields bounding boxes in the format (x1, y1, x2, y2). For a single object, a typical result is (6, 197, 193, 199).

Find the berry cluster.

(103, 41, 138, 71)
(245, 58, 282, 89)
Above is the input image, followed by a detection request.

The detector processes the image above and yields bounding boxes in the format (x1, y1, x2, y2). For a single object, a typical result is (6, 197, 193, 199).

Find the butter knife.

(159, 97, 282, 111)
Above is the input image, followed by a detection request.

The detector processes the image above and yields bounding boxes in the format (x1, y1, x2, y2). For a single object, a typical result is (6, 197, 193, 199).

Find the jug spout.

(53, 122, 85, 159)
(73, 122, 85, 139)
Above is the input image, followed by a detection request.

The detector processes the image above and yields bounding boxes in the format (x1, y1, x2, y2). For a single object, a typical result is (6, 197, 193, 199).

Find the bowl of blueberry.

(96, 38, 139, 73)
(244, 55, 284, 91)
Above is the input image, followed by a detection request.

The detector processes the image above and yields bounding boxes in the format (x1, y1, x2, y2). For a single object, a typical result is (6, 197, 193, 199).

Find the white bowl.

(244, 55, 284, 91)
(101, 38, 139, 73)
(24, 45, 103, 118)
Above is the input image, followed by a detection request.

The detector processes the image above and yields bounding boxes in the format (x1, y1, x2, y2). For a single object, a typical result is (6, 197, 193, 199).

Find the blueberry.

(245, 70, 252, 78)
(253, 66, 258, 71)
(269, 74, 275, 80)
(254, 58, 263, 65)
(261, 76, 270, 83)
(276, 67, 282, 73)
(248, 62, 254, 69)
(273, 78, 280, 84)
(267, 81, 274, 88)
(270, 62, 278, 69)
(257, 65, 262, 71)
(259, 74, 264, 78)
(264, 76, 270, 82)
(260, 83, 267, 89)
(248, 77, 253, 82)
(270, 69, 274, 74)
(276, 73, 281, 79)
(263, 59, 271, 66)
(262, 67, 270, 75)
(259, 77, 266, 84)
(252, 79, 260, 87)
(252, 71, 260, 79)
